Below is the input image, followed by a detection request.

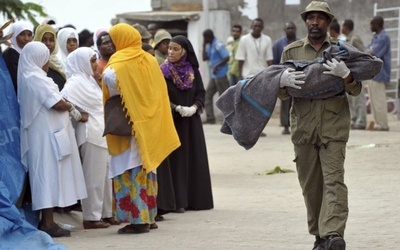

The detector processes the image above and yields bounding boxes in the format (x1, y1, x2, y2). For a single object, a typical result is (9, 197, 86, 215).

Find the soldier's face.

(305, 11, 329, 40)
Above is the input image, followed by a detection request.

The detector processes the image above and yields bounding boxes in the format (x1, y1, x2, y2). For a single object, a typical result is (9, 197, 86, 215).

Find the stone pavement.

(54, 116, 400, 250)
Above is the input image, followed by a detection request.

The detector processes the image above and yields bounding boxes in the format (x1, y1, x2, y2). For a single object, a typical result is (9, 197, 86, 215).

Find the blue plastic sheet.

(0, 53, 67, 250)
(0, 52, 24, 206)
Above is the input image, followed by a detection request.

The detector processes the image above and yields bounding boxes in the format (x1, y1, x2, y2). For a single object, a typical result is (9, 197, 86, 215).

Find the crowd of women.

(2, 20, 214, 238)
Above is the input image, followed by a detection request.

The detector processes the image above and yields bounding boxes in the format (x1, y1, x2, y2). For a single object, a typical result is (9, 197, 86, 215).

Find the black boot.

(325, 235, 346, 250)
(312, 236, 325, 250)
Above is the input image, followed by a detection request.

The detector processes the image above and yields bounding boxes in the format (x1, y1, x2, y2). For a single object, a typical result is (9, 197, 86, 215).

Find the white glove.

(179, 106, 197, 117)
(69, 105, 82, 121)
(175, 105, 182, 113)
(323, 58, 350, 79)
(279, 68, 305, 89)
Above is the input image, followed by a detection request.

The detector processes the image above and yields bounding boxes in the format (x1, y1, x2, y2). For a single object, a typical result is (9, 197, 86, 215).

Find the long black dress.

(156, 158, 176, 214)
(165, 67, 214, 210)
(47, 67, 66, 91)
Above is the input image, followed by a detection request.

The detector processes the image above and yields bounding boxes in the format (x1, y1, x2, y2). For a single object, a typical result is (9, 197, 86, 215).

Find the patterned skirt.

(112, 166, 157, 224)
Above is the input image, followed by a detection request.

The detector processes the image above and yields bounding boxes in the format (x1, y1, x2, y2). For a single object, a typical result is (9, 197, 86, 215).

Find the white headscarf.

(57, 27, 79, 65)
(18, 41, 62, 169)
(61, 47, 106, 147)
(8, 21, 34, 54)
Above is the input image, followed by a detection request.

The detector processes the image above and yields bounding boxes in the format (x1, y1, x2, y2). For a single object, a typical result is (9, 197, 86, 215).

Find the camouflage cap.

(300, 1, 335, 22)
(132, 23, 152, 39)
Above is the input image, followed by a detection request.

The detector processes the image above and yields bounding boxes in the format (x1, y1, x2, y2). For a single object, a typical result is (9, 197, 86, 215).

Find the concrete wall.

(151, 0, 250, 42)
(150, 0, 399, 50)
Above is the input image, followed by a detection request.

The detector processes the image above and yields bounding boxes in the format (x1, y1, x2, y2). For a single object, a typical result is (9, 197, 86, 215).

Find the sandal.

(39, 223, 71, 237)
(117, 224, 150, 234)
(102, 217, 121, 225)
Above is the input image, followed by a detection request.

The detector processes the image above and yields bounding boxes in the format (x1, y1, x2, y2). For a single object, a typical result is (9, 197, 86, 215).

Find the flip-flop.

(102, 217, 121, 225)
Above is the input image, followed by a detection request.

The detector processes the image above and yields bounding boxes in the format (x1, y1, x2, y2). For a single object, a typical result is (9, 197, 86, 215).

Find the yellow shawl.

(103, 23, 180, 173)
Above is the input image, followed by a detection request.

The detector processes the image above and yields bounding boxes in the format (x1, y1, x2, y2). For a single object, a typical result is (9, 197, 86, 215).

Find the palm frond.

(0, 0, 47, 26)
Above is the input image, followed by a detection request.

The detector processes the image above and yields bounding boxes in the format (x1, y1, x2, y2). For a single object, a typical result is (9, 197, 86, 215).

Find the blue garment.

(0, 53, 24, 206)
(272, 36, 299, 65)
(0, 53, 66, 250)
(206, 38, 229, 79)
(367, 29, 391, 83)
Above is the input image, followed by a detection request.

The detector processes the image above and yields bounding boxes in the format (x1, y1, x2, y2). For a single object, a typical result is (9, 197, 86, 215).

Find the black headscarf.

(160, 35, 199, 90)
(170, 35, 199, 69)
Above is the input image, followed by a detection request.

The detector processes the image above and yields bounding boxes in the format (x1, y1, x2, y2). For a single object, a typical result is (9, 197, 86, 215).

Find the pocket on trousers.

(324, 98, 343, 115)
(54, 128, 72, 160)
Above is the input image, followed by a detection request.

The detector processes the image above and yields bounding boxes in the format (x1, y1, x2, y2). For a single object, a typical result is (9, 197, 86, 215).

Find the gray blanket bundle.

(216, 41, 383, 150)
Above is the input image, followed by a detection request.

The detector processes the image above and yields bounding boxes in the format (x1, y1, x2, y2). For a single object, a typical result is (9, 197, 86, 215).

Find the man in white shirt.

(235, 18, 273, 79)
(235, 18, 273, 137)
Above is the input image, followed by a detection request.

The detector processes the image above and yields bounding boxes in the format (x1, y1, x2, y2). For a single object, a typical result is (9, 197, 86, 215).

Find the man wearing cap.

(154, 29, 172, 65)
(132, 23, 152, 44)
(278, 1, 362, 249)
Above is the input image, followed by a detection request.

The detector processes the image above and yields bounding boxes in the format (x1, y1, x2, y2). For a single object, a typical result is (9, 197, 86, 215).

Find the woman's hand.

(178, 105, 197, 117)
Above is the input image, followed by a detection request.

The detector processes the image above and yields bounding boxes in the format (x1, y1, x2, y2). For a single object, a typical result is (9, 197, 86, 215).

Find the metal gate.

(373, 3, 400, 118)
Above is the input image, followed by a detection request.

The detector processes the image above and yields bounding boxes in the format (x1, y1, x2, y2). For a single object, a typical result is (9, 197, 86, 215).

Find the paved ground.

(54, 115, 400, 250)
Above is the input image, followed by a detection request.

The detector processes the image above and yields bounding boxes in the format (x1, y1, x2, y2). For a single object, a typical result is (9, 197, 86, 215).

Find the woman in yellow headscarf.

(102, 23, 180, 234)
(34, 24, 66, 90)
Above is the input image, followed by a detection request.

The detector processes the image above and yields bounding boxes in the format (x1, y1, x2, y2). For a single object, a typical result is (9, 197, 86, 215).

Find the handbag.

(103, 95, 132, 136)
